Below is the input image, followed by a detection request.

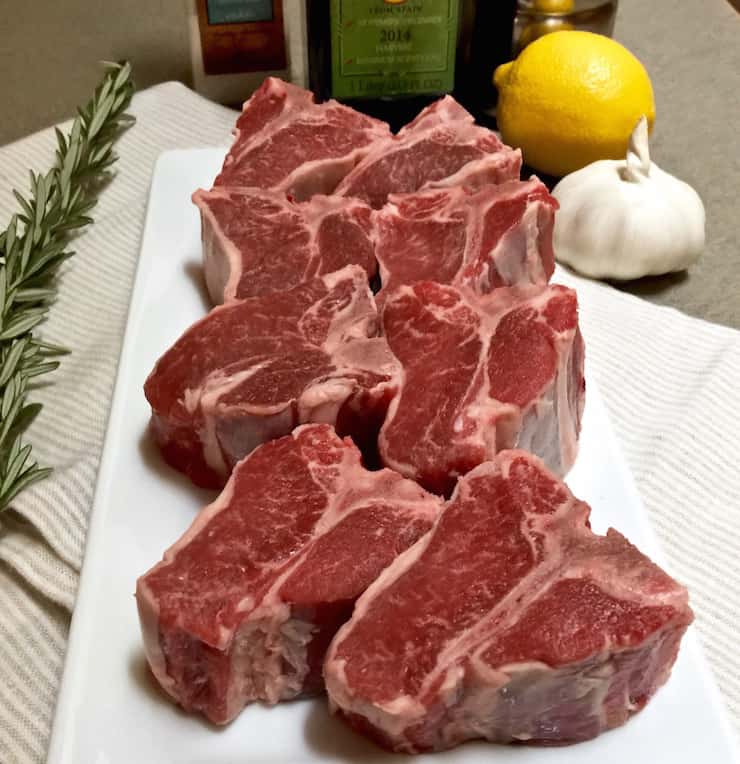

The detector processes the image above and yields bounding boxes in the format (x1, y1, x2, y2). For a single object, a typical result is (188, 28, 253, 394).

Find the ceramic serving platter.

(47, 148, 739, 764)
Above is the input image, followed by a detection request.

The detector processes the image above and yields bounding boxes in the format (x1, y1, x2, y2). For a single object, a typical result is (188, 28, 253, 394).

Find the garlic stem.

(624, 116, 651, 183)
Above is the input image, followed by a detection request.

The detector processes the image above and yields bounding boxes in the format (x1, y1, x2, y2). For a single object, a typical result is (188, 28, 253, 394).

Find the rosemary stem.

(0, 61, 134, 512)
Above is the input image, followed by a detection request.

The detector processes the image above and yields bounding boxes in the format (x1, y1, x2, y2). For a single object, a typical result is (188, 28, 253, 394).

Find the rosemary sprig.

(0, 61, 134, 511)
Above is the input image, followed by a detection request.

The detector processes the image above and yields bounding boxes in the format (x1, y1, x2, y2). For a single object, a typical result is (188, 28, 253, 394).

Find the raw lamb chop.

(379, 281, 585, 495)
(334, 95, 522, 209)
(192, 188, 376, 304)
(325, 449, 693, 753)
(374, 178, 557, 299)
(136, 424, 443, 725)
(213, 77, 391, 200)
(144, 265, 399, 489)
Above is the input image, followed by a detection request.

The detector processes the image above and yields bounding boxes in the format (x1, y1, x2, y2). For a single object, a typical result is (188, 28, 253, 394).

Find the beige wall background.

(0, 0, 193, 146)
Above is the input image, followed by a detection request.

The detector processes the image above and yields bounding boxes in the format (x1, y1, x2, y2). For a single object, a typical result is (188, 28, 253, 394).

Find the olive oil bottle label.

(330, 0, 460, 100)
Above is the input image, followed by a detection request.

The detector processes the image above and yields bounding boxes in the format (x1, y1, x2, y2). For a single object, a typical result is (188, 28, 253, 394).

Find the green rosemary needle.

(0, 61, 135, 511)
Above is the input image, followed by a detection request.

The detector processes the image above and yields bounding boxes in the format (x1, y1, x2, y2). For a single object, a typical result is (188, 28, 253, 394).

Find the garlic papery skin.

(552, 117, 706, 281)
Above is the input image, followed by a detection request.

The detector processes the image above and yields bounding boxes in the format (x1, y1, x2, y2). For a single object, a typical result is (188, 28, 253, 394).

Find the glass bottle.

(306, 0, 517, 130)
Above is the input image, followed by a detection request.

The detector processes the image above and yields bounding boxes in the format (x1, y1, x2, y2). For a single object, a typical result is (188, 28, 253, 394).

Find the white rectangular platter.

(47, 148, 740, 764)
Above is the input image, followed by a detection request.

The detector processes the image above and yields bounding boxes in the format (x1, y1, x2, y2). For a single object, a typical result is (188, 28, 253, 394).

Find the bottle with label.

(190, 0, 308, 105)
(306, 0, 517, 129)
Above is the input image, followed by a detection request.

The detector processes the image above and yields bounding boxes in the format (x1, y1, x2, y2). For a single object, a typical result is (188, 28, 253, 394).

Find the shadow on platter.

(128, 649, 171, 708)
(184, 260, 213, 313)
(302, 700, 500, 761)
(303, 698, 402, 763)
(137, 428, 218, 507)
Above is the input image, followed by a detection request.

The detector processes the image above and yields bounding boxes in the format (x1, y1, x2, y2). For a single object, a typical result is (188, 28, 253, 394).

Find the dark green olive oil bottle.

(306, 0, 517, 130)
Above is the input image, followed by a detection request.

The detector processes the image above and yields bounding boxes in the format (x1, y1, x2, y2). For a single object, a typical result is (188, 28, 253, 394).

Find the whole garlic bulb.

(552, 117, 705, 280)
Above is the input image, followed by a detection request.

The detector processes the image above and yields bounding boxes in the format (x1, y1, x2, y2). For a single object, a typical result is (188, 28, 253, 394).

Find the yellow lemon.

(494, 31, 655, 177)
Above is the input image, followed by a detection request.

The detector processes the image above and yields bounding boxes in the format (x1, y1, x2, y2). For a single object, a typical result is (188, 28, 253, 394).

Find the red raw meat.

(379, 281, 585, 495)
(144, 265, 399, 488)
(192, 188, 376, 304)
(213, 78, 391, 200)
(374, 178, 557, 299)
(136, 424, 442, 725)
(325, 449, 693, 753)
(335, 95, 522, 209)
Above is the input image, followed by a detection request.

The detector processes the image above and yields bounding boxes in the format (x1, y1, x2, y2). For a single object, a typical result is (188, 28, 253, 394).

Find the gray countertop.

(614, 0, 740, 328)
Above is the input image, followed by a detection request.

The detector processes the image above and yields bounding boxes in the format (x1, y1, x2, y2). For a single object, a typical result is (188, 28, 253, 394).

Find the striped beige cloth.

(0, 82, 738, 762)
